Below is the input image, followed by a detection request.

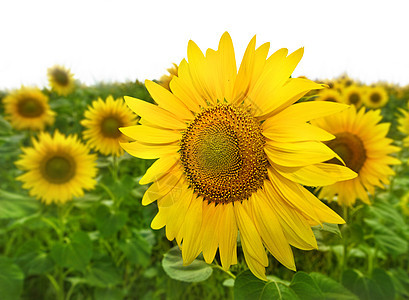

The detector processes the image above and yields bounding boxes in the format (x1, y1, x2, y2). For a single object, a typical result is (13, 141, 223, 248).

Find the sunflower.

(2, 86, 55, 130)
(16, 131, 97, 205)
(315, 88, 343, 103)
(397, 106, 409, 146)
(120, 32, 356, 280)
(159, 63, 178, 91)
(47, 65, 75, 96)
(362, 86, 389, 109)
(342, 85, 364, 107)
(312, 106, 400, 207)
(81, 95, 138, 156)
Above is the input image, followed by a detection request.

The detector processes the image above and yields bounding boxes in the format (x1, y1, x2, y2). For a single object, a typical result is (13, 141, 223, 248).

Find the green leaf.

(119, 230, 152, 267)
(310, 272, 359, 300)
(95, 205, 128, 238)
(364, 219, 408, 255)
(234, 270, 299, 300)
(342, 269, 390, 300)
(14, 240, 54, 276)
(389, 267, 409, 298)
(85, 262, 122, 288)
(0, 189, 40, 219)
(371, 268, 395, 300)
(0, 256, 24, 300)
(94, 287, 124, 300)
(50, 231, 92, 271)
(162, 246, 213, 282)
(312, 223, 342, 238)
(290, 272, 323, 300)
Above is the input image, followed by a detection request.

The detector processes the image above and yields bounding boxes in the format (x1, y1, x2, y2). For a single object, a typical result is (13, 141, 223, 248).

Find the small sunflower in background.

(16, 131, 97, 205)
(315, 88, 343, 103)
(399, 191, 409, 217)
(363, 85, 389, 109)
(159, 63, 178, 91)
(342, 85, 364, 107)
(397, 106, 409, 146)
(81, 96, 138, 156)
(312, 106, 400, 207)
(47, 65, 75, 96)
(338, 74, 355, 89)
(120, 32, 357, 280)
(2, 86, 55, 130)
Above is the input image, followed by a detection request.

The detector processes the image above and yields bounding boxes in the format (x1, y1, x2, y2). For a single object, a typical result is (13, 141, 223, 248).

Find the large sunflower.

(47, 65, 75, 96)
(81, 95, 138, 156)
(16, 131, 98, 205)
(312, 106, 400, 206)
(120, 33, 356, 280)
(362, 86, 389, 109)
(2, 86, 55, 130)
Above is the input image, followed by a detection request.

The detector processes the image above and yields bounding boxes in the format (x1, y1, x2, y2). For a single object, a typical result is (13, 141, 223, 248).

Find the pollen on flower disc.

(180, 104, 268, 204)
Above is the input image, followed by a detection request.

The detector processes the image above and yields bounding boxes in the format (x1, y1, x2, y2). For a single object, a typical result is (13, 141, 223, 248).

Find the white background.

(1, 0, 408, 90)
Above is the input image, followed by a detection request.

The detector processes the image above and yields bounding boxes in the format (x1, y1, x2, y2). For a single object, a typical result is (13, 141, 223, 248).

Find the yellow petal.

(218, 203, 238, 270)
(139, 154, 179, 185)
(124, 96, 186, 129)
(120, 141, 179, 159)
(250, 193, 296, 270)
(145, 80, 194, 120)
(234, 201, 268, 267)
(181, 196, 203, 265)
(120, 125, 181, 144)
(274, 162, 357, 187)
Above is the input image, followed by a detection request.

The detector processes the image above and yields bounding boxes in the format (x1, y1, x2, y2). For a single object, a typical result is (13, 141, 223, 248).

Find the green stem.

(213, 264, 236, 279)
(98, 182, 117, 202)
(340, 205, 349, 280)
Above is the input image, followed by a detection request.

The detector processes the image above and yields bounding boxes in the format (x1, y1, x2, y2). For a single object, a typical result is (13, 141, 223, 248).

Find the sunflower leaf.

(234, 270, 299, 300)
(162, 246, 213, 282)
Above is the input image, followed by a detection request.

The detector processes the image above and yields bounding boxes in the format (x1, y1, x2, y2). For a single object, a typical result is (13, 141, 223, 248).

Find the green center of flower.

(349, 93, 360, 105)
(370, 92, 381, 103)
(101, 116, 122, 138)
(52, 68, 69, 86)
(326, 132, 366, 173)
(17, 98, 44, 118)
(180, 105, 268, 204)
(43, 155, 76, 184)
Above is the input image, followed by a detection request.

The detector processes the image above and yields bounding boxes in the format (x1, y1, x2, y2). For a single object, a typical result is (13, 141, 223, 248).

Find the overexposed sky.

(1, 0, 408, 90)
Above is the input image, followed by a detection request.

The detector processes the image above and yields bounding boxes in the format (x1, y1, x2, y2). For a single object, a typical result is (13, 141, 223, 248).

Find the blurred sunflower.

(2, 86, 55, 130)
(159, 63, 178, 91)
(342, 85, 364, 107)
(120, 32, 356, 280)
(16, 131, 97, 205)
(397, 107, 409, 146)
(363, 86, 388, 109)
(47, 65, 75, 96)
(81, 96, 138, 156)
(315, 89, 342, 103)
(312, 106, 400, 206)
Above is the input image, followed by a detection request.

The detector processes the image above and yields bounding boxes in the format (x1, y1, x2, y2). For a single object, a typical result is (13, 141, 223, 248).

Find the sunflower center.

(17, 98, 44, 118)
(52, 69, 69, 86)
(42, 155, 76, 184)
(101, 116, 122, 138)
(180, 105, 268, 204)
(325, 132, 366, 173)
(370, 92, 381, 103)
(324, 97, 336, 102)
(349, 93, 360, 105)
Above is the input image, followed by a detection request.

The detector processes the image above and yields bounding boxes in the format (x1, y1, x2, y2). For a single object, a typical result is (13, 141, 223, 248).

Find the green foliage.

(1, 78, 409, 300)
(162, 246, 213, 282)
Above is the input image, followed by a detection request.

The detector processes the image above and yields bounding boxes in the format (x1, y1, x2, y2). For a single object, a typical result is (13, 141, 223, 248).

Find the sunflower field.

(1, 34, 409, 300)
